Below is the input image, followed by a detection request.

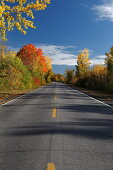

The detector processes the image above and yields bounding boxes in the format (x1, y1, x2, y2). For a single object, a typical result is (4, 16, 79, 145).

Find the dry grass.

(0, 89, 36, 105)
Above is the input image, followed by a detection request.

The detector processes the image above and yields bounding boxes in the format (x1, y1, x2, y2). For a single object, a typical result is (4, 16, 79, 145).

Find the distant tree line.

(54, 47, 113, 94)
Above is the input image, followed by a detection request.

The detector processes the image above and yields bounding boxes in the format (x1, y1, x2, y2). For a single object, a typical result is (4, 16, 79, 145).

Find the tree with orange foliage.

(17, 44, 38, 69)
(17, 44, 52, 85)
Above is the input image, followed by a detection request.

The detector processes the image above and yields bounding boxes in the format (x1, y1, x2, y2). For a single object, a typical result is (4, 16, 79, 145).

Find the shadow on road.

(1, 119, 113, 140)
(1, 82, 113, 140)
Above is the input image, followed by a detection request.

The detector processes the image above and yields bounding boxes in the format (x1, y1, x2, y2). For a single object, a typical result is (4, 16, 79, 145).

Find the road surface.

(0, 82, 113, 170)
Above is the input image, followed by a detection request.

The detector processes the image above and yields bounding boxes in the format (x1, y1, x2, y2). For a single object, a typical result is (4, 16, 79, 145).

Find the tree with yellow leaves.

(76, 48, 91, 78)
(0, 0, 51, 40)
(89, 65, 107, 90)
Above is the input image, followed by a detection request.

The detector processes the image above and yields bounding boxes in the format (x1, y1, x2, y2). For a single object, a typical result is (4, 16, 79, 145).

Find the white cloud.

(36, 44, 77, 65)
(91, 59, 105, 65)
(91, 55, 106, 65)
(96, 55, 106, 59)
(93, 0, 113, 21)
(8, 44, 106, 66)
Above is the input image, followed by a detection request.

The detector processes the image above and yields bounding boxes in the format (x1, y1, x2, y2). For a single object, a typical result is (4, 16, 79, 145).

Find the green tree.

(0, 51, 33, 90)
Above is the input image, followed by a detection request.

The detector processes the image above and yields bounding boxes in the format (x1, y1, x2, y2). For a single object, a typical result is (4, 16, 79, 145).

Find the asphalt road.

(0, 82, 113, 170)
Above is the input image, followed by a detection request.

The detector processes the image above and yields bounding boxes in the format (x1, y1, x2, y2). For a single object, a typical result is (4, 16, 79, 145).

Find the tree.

(51, 73, 65, 83)
(17, 44, 38, 70)
(105, 47, 113, 80)
(45, 70, 53, 83)
(0, 39, 7, 62)
(0, 51, 33, 90)
(89, 65, 107, 90)
(0, 0, 51, 40)
(65, 69, 75, 84)
(17, 44, 52, 85)
(76, 48, 90, 78)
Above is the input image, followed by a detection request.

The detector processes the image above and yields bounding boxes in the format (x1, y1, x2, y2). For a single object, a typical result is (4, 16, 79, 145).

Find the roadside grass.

(0, 88, 38, 105)
(0, 82, 50, 105)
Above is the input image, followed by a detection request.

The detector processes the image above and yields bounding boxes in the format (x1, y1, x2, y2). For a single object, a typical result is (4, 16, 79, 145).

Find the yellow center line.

(46, 163, 56, 170)
(52, 108, 57, 118)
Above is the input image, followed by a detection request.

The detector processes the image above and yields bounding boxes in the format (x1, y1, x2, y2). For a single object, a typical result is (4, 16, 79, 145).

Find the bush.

(0, 54, 33, 90)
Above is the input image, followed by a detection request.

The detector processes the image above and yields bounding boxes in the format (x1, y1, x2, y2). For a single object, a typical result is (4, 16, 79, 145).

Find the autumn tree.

(51, 73, 65, 83)
(105, 47, 113, 80)
(105, 47, 113, 92)
(17, 44, 52, 85)
(0, 0, 51, 40)
(45, 70, 53, 83)
(89, 65, 107, 90)
(76, 48, 91, 79)
(0, 50, 33, 90)
(57, 74, 65, 82)
(17, 44, 38, 70)
(51, 73, 59, 82)
(45, 56, 52, 71)
(91, 65, 107, 82)
(44, 56, 52, 83)
(65, 69, 75, 84)
(0, 39, 7, 62)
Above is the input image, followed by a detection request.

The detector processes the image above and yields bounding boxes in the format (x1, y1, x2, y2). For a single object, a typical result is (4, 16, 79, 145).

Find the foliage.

(45, 70, 53, 83)
(65, 69, 75, 84)
(0, 0, 51, 40)
(65, 47, 113, 93)
(76, 48, 91, 79)
(0, 40, 7, 61)
(51, 73, 65, 83)
(0, 52, 33, 90)
(105, 47, 113, 80)
(17, 44, 38, 69)
(105, 47, 113, 92)
(17, 43, 52, 85)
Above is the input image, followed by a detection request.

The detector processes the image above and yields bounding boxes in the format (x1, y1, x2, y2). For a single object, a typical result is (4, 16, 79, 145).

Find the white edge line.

(66, 85, 113, 109)
(0, 85, 45, 107)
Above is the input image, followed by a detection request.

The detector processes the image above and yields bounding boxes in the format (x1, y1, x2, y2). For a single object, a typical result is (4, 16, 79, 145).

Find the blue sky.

(7, 0, 113, 72)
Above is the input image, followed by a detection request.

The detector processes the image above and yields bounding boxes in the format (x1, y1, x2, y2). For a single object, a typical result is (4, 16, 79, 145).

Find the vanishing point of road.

(0, 82, 113, 170)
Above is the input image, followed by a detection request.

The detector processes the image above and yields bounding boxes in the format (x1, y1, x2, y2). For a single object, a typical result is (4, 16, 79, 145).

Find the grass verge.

(0, 88, 38, 105)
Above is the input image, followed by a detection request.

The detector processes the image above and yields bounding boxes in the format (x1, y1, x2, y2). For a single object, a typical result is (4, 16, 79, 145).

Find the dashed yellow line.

(46, 163, 56, 170)
(52, 108, 57, 118)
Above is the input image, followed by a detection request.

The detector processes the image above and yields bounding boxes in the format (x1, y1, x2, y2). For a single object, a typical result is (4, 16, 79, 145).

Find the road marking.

(52, 108, 57, 118)
(46, 163, 56, 170)
(76, 89, 113, 109)
(66, 85, 113, 109)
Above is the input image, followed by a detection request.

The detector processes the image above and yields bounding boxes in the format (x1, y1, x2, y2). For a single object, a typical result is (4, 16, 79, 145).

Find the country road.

(0, 82, 113, 170)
